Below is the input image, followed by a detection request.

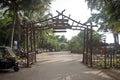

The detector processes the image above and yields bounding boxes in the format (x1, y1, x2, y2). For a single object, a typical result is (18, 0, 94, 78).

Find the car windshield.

(7, 48, 15, 57)
(0, 50, 3, 59)
(0, 48, 5, 59)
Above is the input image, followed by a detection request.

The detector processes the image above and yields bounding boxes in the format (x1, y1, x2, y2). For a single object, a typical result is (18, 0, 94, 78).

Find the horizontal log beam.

(53, 19, 69, 22)
(50, 26, 72, 29)
(53, 31, 67, 33)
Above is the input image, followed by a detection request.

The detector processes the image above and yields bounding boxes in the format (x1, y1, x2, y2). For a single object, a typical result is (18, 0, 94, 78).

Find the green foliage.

(38, 29, 68, 51)
(85, 0, 120, 32)
(67, 30, 102, 53)
(58, 35, 67, 50)
(85, 0, 120, 46)
(0, 0, 54, 47)
(0, 10, 12, 46)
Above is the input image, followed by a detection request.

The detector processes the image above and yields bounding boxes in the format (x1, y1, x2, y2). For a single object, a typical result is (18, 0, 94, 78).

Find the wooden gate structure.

(20, 10, 97, 67)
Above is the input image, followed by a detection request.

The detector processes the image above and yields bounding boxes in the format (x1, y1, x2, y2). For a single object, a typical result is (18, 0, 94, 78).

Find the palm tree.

(85, 0, 120, 47)
(85, 0, 120, 31)
(17, 0, 53, 49)
(0, 0, 53, 48)
(85, 0, 108, 11)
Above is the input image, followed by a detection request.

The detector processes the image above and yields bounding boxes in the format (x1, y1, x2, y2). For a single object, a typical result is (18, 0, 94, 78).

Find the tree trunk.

(10, 1, 16, 48)
(113, 32, 119, 48)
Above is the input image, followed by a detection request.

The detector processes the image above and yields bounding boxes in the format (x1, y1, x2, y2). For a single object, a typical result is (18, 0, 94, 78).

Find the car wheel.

(13, 65, 19, 72)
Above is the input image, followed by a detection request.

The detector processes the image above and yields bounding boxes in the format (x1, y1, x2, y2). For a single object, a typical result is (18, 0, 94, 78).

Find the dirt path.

(0, 51, 115, 80)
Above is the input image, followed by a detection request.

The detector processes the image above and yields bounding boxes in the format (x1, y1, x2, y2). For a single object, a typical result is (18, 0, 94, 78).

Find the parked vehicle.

(0, 46, 19, 72)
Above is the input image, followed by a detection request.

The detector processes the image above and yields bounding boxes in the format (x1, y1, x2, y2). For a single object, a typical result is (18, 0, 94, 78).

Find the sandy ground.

(0, 51, 115, 80)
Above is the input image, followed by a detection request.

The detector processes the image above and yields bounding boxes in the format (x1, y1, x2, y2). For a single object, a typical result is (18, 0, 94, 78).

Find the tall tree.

(85, 0, 120, 46)
(0, 0, 53, 48)
(67, 30, 102, 53)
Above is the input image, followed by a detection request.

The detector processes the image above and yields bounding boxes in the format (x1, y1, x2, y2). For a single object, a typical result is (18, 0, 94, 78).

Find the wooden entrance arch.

(21, 10, 97, 67)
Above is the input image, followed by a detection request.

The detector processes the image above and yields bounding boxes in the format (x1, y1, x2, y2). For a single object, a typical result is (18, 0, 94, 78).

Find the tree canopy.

(67, 30, 103, 53)
(0, 0, 53, 47)
(85, 0, 120, 32)
(85, 0, 120, 46)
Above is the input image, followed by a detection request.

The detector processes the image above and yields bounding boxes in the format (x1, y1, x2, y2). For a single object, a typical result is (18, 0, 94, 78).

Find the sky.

(50, 0, 114, 43)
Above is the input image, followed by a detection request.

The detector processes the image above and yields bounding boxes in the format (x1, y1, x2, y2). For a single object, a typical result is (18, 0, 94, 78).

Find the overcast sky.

(50, 0, 114, 43)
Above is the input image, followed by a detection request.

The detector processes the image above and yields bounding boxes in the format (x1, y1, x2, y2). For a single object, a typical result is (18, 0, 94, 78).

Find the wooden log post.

(85, 26, 89, 64)
(30, 23, 33, 52)
(90, 23, 93, 67)
(26, 23, 29, 67)
(82, 29, 86, 63)
(33, 27, 37, 62)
